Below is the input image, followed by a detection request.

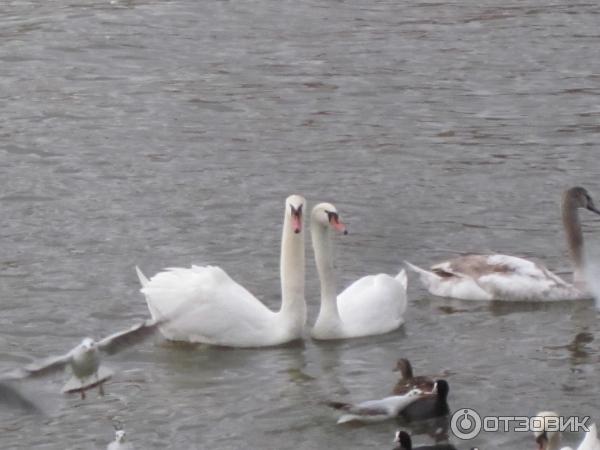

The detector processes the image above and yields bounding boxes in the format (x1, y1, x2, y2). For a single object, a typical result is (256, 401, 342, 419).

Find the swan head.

(311, 203, 347, 234)
(565, 187, 600, 215)
(533, 411, 561, 450)
(286, 195, 305, 234)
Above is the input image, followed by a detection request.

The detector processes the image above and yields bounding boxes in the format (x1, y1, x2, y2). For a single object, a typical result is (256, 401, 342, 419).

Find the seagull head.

(80, 338, 96, 351)
(115, 430, 126, 442)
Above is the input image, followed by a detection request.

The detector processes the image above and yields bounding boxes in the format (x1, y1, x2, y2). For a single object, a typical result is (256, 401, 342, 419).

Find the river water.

(1, 0, 600, 448)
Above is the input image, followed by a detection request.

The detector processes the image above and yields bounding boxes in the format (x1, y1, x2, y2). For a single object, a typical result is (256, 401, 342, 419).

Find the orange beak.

(329, 213, 348, 235)
(290, 205, 303, 234)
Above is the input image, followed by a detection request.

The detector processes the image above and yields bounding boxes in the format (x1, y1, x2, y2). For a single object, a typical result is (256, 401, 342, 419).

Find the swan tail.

(135, 266, 163, 321)
(395, 269, 408, 291)
(404, 261, 441, 290)
(135, 266, 150, 288)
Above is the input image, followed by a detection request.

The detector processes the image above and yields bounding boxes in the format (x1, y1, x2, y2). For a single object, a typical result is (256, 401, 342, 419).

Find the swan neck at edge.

(562, 197, 585, 283)
(279, 209, 306, 327)
(546, 431, 562, 450)
(311, 219, 340, 322)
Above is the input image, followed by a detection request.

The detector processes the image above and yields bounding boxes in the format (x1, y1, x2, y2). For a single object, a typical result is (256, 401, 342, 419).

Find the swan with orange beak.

(310, 202, 407, 339)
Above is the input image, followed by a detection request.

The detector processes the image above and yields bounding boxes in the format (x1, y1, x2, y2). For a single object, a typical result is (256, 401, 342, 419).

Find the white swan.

(406, 187, 600, 301)
(310, 203, 407, 340)
(135, 195, 307, 347)
(534, 411, 600, 450)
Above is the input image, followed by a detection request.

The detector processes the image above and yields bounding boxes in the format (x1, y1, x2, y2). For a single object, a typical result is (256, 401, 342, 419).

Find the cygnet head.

(311, 203, 347, 234)
(565, 187, 600, 215)
(533, 411, 561, 450)
(285, 195, 306, 234)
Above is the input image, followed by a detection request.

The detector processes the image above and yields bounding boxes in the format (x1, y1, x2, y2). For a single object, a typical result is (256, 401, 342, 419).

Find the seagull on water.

(326, 388, 431, 424)
(107, 429, 134, 450)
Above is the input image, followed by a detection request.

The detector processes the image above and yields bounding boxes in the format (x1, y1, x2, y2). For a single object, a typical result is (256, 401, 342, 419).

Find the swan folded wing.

(429, 254, 578, 300)
(337, 274, 406, 332)
(432, 254, 553, 280)
(142, 265, 277, 345)
(475, 256, 579, 300)
(431, 255, 501, 279)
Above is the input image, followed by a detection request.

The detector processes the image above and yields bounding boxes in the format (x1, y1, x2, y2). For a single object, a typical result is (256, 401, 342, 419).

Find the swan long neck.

(562, 195, 585, 284)
(279, 210, 306, 329)
(545, 431, 562, 450)
(311, 219, 340, 323)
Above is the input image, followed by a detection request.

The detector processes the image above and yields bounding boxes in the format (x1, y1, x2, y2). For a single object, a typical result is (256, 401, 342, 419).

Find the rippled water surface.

(2, 0, 600, 448)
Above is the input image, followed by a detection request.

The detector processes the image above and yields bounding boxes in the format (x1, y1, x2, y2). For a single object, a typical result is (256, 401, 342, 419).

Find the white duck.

(406, 187, 600, 301)
(135, 195, 307, 347)
(534, 411, 600, 450)
(310, 203, 407, 340)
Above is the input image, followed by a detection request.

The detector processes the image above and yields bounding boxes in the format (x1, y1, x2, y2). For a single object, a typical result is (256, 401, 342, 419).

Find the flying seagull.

(2, 319, 163, 399)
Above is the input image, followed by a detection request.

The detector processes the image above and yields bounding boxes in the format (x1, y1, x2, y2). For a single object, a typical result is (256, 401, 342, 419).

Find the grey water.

(1, 0, 600, 448)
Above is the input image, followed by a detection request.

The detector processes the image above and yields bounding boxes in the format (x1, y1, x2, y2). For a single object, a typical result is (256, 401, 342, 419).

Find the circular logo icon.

(451, 408, 482, 440)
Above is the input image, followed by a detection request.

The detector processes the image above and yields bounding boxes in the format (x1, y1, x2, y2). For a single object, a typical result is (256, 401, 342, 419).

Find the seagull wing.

(2, 352, 73, 380)
(343, 398, 394, 416)
(97, 319, 162, 355)
(326, 399, 389, 415)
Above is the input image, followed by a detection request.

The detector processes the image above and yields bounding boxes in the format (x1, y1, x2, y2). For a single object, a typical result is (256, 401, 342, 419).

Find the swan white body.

(405, 255, 582, 301)
(309, 203, 407, 340)
(406, 187, 600, 302)
(567, 424, 600, 450)
(136, 195, 307, 347)
(328, 388, 424, 424)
